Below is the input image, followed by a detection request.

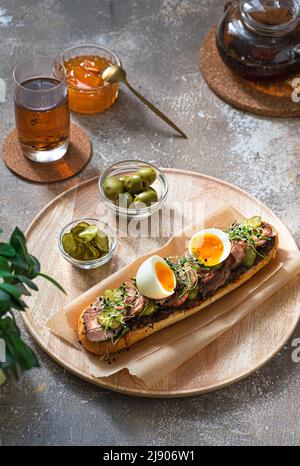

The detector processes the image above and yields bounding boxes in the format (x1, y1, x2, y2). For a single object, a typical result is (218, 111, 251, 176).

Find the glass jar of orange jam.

(54, 45, 121, 114)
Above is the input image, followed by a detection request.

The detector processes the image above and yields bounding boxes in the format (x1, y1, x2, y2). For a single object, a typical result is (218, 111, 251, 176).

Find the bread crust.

(78, 234, 278, 356)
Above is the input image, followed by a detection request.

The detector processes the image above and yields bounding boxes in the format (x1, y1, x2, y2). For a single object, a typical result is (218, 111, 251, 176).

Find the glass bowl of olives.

(58, 218, 116, 269)
(98, 160, 168, 219)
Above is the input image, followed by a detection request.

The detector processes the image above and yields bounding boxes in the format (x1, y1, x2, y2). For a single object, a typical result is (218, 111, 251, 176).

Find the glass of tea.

(13, 57, 70, 163)
(54, 45, 121, 114)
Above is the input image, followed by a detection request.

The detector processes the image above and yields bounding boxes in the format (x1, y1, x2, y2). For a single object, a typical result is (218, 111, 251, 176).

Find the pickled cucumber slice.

(62, 232, 77, 256)
(141, 301, 156, 315)
(71, 225, 87, 242)
(94, 230, 109, 253)
(188, 286, 199, 301)
(72, 244, 85, 260)
(76, 222, 90, 229)
(243, 247, 257, 267)
(79, 224, 98, 242)
(86, 243, 101, 260)
(245, 216, 262, 228)
(97, 309, 124, 329)
(62, 222, 110, 262)
(104, 288, 124, 302)
(81, 246, 94, 261)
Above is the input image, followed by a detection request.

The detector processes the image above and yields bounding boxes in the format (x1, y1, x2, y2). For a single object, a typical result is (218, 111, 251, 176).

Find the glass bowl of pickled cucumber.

(58, 218, 116, 269)
(98, 160, 168, 220)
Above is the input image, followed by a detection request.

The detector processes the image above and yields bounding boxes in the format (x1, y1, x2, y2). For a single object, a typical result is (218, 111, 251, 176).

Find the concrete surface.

(0, 0, 299, 446)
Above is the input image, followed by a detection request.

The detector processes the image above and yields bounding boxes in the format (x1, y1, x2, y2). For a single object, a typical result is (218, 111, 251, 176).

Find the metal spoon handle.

(124, 80, 187, 139)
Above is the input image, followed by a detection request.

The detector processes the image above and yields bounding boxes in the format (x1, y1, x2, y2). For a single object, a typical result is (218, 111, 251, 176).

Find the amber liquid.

(216, 6, 300, 80)
(14, 77, 70, 151)
(64, 55, 119, 113)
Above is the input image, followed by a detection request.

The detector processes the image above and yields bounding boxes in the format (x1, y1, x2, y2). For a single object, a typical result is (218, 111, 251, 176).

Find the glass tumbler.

(13, 56, 70, 163)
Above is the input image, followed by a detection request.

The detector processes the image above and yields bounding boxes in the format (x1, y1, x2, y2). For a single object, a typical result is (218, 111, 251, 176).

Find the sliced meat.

(167, 291, 189, 308)
(254, 223, 275, 247)
(86, 326, 113, 342)
(127, 295, 148, 316)
(82, 304, 112, 342)
(200, 267, 230, 298)
(123, 279, 148, 316)
(261, 222, 275, 236)
(167, 255, 181, 267)
(124, 280, 137, 304)
(227, 240, 246, 270)
(179, 267, 198, 290)
(157, 298, 168, 306)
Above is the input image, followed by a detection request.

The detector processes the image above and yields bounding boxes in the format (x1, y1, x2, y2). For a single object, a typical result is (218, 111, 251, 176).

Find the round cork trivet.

(2, 123, 92, 183)
(199, 27, 300, 117)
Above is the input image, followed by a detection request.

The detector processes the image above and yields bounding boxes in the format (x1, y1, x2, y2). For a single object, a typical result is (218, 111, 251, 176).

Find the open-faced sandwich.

(78, 216, 278, 356)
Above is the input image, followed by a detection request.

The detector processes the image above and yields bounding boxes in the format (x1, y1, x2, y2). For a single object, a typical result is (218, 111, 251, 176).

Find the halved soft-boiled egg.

(136, 255, 176, 300)
(188, 228, 231, 266)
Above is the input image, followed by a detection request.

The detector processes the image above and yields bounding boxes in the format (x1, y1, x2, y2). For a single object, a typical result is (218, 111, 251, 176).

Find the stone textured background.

(0, 0, 299, 446)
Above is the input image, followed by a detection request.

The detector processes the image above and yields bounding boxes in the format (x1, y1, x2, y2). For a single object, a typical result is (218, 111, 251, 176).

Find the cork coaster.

(2, 123, 92, 183)
(199, 28, 300, 117)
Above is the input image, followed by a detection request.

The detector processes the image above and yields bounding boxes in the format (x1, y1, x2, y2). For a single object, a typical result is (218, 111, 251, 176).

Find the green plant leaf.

(10, 295, 28, 311)
(0, 270, 14, 279)
(0, 316, 39, 370)
(10, 255, 30, 275)
(0, 243, 15, 257)
(0, 283, 23, 298)
(16, 275, 38, 291)
(15, 283, 31, 297)
(0, 225, 64, 379)
(0, 256, 10, 272)
(0, 290, 11, 314)
(38, 272, 66, 294)
(28, 255, 41, 278)
(10, 227, 28, 259)
(9, 334, 39, 370)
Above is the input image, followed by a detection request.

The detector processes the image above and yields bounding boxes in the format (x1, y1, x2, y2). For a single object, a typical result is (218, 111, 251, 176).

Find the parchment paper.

(47, 205, 300, 386)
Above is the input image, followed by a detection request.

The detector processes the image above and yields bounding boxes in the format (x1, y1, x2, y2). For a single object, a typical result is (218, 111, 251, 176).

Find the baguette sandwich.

(78, 216, 278, 356)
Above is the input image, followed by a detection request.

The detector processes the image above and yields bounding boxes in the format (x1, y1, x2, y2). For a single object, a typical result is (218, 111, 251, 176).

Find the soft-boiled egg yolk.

(155, 261, 175, 292)
(136, 255, 176, 300)
(188, 228, 231, 266)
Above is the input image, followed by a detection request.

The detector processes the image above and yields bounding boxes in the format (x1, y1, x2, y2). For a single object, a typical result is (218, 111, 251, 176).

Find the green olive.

(138, 167, 156, 185)
(134, 188, 159, 207)
(139, 173, 150, 190)
(103, 176, 124, 201)
(117, 192, 134, 208)
(118, 176, 127, 190)
(124, 173, 144, 194)
(243, 247, 257, 267)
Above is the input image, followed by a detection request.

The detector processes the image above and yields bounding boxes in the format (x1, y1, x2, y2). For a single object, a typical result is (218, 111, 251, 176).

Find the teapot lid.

(240, 0, 300, 35)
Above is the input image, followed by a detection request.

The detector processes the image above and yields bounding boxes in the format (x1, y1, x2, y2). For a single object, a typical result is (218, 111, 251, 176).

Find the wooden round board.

(22, 169, 300, 397)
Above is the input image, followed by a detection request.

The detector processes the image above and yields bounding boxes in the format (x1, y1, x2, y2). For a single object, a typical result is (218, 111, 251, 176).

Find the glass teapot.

(216, 0, 300, 79)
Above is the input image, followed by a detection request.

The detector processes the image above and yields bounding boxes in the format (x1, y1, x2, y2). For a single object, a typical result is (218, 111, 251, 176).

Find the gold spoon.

(102, 65, 187, 139)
